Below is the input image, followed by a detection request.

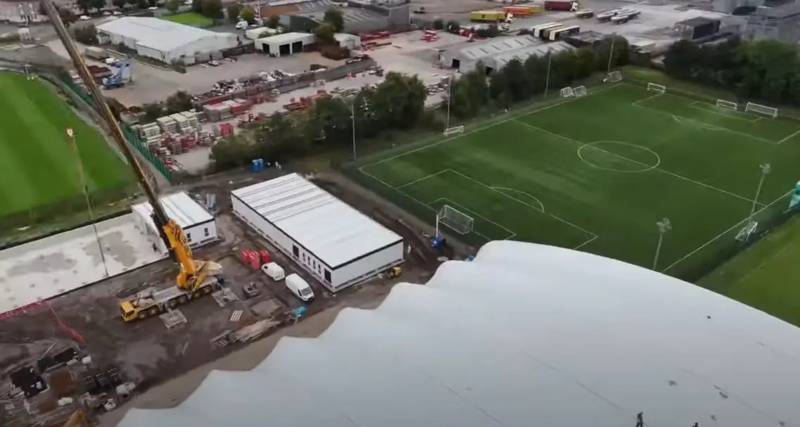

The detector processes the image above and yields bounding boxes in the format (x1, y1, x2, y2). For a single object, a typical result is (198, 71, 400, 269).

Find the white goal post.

(443, 125, 465, 136)
(435, 205, 474, 236)
(574, 85, 587, 97)
(646, 82, 666, 94)
(735, 220, 758, 241)
(715, 99, 738, 111)
(560, 87, 574, 98)
(745, 102, 778, 118)
(605, 70, 622, 83)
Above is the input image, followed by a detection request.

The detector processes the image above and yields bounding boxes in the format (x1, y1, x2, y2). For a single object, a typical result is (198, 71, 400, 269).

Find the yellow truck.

(470, 10, 507, 22)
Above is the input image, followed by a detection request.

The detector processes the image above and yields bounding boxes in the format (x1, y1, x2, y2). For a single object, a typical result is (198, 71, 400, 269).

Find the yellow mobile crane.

(41, 0, 223, 322)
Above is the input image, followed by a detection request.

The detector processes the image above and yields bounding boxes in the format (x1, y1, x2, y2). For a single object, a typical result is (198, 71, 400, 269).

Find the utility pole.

(445, 74, 453, 131)
(653, 217, 671, 271)
(749, 163, 771, 221)
(350, 100, 357, 161)
(544, 52, 552, 97)
(607, 35, 616, 73)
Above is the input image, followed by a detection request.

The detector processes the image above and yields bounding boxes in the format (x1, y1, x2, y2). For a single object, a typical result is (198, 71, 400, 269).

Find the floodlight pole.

(445, 74, 452, 131)
(749, 163, 771, 221)
(350, 99, 357, 161)
(607, 35, 616, 73)
(652, 217, 671, 271)
(544, 52, 552, 98)
(435, 214, 440, 239)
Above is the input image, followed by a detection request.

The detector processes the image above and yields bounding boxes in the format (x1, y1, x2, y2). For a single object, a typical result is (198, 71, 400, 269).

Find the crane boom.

(40, 0, 222, 321)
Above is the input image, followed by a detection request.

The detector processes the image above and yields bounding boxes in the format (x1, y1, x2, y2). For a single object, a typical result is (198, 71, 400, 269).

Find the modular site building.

(231, 173, 404, 292)
(255, 32, 316, 56)
(440, 35, 574, 73)
(132, 192, 217, 252)
(96, 17, 238, 65)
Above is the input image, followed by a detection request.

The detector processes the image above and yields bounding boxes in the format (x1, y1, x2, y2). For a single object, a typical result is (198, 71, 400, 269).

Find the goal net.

(443, 125, 465, 136)
(436, 205, 474, 235)
(715, 99, 738, 111)
(745, 102, 778, 118)
(574, 85, 587, 97)
(605, 70, 622, 83)
(735, 220, 758, 241)
(646, 82, 666, 94)
(560, 87, 574, 98)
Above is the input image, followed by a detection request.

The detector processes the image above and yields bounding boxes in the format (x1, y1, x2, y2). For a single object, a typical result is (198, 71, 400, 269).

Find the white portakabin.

(715, 99, 738, 111)
(646, 82, 666, 94)
(435, 205, 474, 236)
(560, 87, 575, 98)
(574, 85, 587, 97)
(745, 102, 778, 118)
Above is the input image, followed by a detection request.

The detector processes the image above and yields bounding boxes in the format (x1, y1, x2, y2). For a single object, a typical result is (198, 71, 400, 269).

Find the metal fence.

(59, 78, 174, 182)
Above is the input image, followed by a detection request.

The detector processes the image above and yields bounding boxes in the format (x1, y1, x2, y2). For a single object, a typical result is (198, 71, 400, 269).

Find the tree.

(142, 103, 164, 122)
(369, 73, 426, 129)
(574, 48, 596, 79)
(165, 91, 193, 113)
(112, 0, 126, 9)
(73, 24, 98, 45)
(136, 0, 148, 9)
(323, 7, 344, 32)
(211, 135, 255, 170)
(240, 5, 256, 24)
(524, 54, 548, 95)
(664, 40, 701, 79)
(77, 0, 92, 13)
(91, 0, 106, 11)
(255, 112, 308, 159)
(432, 18, 444, 30)
(267, 15, 280, 28)
(307, 96, 352, 145)
(165, 0, 179, 12)
(200, 0, 223, 19)
(191, 0, 201, 12)
(314, 22, 336, 44)
(226, 3, 242, 23)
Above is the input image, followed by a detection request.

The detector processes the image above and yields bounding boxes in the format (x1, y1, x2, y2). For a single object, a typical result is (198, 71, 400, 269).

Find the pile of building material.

(202, 99, 253, 122)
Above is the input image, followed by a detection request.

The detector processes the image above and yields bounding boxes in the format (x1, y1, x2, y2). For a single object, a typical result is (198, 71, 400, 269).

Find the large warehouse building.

(440, 35, 573, 73)
(132, 192, 218, 253)
(231, 174, 403, 292)
(96, 17, 238, 65)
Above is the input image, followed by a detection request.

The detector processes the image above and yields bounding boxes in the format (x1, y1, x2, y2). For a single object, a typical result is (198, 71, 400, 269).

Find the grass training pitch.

(700, 216, 800, 326)
(359, 83, 800, 279)
(161, 12, 214, 27)
(0, 72, 131, 217)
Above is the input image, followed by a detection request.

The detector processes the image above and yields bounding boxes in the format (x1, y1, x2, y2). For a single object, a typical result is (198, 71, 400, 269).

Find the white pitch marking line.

(363, 84, 624, 169)
(395, 169, 450, 189)
(514, 120, 765, 207)
(490, 186, 545, 213)
(573, 235, 598, 250)
(662, 188, 793, 273)
(777, 128, 800, 145)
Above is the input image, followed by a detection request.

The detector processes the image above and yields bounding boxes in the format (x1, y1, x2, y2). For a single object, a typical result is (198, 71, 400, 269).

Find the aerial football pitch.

(0, 72, 132, 219)
(358, 82, 800, 279)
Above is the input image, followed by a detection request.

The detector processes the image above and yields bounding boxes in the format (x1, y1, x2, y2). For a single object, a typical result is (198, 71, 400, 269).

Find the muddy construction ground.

(0, 169, 453, 427)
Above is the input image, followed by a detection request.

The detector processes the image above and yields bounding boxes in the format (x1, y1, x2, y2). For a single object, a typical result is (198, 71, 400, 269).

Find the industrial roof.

(257, 31, 315, 44)
(97, 17, 234, 52)
(132, 192, 213, 229)
(231, 173, 402, 268)
(676, 16, 721, 26)
(453, 35, 539, 60)
(753, 2, 800, 18)
(116, 241, 800, 427)
(492, 41, 574, 67)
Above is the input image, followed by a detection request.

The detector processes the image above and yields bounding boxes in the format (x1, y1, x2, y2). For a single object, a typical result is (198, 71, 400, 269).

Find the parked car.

(235, 20, 248, 30)
(285, 274, 314, 302)
(260, 262, 285, 281)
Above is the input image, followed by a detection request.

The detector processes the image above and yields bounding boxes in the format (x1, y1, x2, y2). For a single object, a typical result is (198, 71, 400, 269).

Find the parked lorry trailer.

(503, 5, 541, 15)
(548, 25, 580, 40)
(544, 0, 578, 11)
(532, 22, 562, 38)
(470, 10, 507, 22)
(119, 276, 223, 321)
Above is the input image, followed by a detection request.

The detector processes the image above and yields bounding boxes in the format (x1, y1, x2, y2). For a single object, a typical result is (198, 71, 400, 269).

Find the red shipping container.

(259, 249, 270, 264)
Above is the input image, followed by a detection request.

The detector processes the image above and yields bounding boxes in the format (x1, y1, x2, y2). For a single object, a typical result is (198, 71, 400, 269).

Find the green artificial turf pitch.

(162, 12, 214, 27)
(359, 83, 800, 278)
(0, 72, 131, 217)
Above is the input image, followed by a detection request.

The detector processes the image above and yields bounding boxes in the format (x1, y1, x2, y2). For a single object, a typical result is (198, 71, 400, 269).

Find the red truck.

(544, 0, 577, 11)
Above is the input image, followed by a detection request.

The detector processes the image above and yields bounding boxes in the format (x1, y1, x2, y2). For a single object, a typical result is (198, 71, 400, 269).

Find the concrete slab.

(0, 214, 166, 314)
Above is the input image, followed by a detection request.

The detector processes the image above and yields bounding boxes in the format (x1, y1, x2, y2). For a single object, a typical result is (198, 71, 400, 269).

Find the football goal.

(560, 87, 574, 98)
(715, 99, 738, 111)
(646, 82, 666, 94)
(574, 85, 587, 97)
(605, 70, 622, 83)
(435, 205, 474, 236)
(443, 125, 465, 137)
(745, 102, 778, 118)
(735, 220, 758, 242)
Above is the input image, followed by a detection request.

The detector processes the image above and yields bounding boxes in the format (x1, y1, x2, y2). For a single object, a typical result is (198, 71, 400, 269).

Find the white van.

(260, 262, 285, 281)
(285, 274, 314, 302)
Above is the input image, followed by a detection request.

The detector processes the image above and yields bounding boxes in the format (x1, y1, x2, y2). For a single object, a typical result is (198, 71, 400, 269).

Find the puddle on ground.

(82, 230, 137, 268)
(7, 252, 77, 276)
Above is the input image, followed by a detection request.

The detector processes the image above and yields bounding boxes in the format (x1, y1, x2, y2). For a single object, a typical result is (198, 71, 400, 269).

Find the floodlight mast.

(652, 217, 671, 270)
